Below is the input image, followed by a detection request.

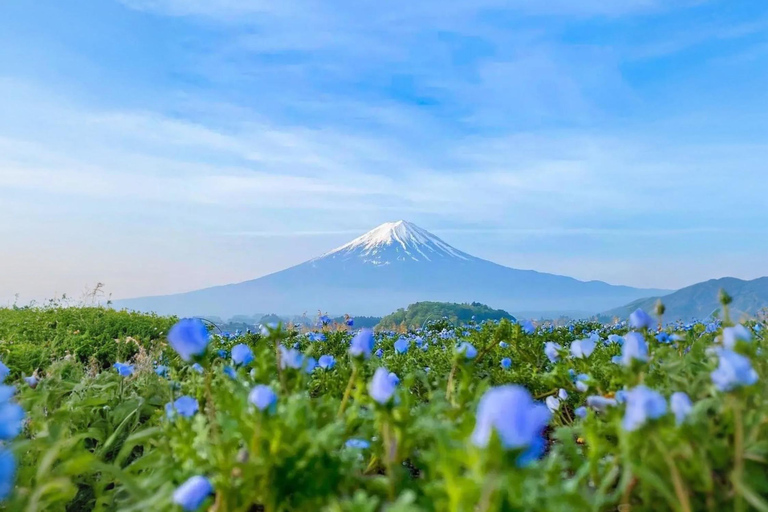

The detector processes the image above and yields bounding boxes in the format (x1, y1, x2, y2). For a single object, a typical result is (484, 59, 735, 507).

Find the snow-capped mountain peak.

(319, 220, 471, 265)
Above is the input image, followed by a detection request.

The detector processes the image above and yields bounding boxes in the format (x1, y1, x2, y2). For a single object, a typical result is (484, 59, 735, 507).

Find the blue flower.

(173, 475, 213, 511)
(0, 363, 8, 383)
(249, 385, 277, 411)
(615, 390, 628, 403)
(166, 396, 199, 419)
(191, 363, 204, 374)
(0, 402, 24, 440)
(223, 366, 237, 380)
(586, 395, 617, 412)
(722, 325, 751, 349)
(113, 362, 134, 377)
(369, 367, 397, 405)
(155, 365, 168, 377)
(622, 385, 667, 432)
(545, 396, 560, 412)
(231, 344, 254, 366)
(521, 321, 535, 335)
(544, 342, 561, 363)
(570, 338, 596, 359)
(629, 309, 654, 330)
(217, 349, 227, 358)
(345, 438, 370, 449)
(574, 406, 587, 418)
(711, 349, 758, 391)
(388, 372, 400, 387)
(307, 332, 327, 342)
(394, 338, 410, 354)
(304, 357, 318, 374)
(279, 345, 303, 369)
(655, 332, 671, 344)
(349, 329, 375, 359)
(499, 341, 509, 349)
(168, 318, 210, 361)
(318, 355, 336, 370)
(558, 388, 568, 400)
(670, 392, 692, 425)
(0, 450, 14, 500)
(575, 374, 590, 393)
(456, 342, 477, 359)
(608, 334, 624, 345)
(374, 348, 383, 358)
(500, 357, 512, 369)
(23, 376, 38, 388)
(471, 385, 551, 466)
(621, 332, 648, 366)
(346, 318, 354, 327)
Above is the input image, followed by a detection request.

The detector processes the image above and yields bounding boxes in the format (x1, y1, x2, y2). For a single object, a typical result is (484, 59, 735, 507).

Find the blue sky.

(1, 0, 767, 303)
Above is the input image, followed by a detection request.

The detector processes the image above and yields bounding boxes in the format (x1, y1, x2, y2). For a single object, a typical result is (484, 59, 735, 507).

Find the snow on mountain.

(317, 220, 470, 265)
(113, 220, 672, 318)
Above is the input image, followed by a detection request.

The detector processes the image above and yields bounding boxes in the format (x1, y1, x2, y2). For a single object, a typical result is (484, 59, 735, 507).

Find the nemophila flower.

(191, 363, 203, 374)
(558, 388, 568, 400)
(394, 338, 410, 354)
(173, 475, 213, 511)
(369, 367, 397, 405)
(456, 342, 477, 359)
(217, 349, 227, 358)
(375, 348, 383, 358)
(166, 396, 199, 419)
(501, 357, 512, 369)
(349, 329, 375, 359)
(346, 318, 354, 327)
(471, 385, 551, 466)
(521, 321, 535, 335)
(622, 385, 667, 432)
(307, 332, 326, 342)
(711, 349, 758, 391)
(574, 407, 587, 418)
(586, 396, 617, 412)
(279, 345, 303, 370)
(570, 338, 596, 359)
(575, 374, 590, 393)
(621, 332, 648, 366)
(168, 318, 210, 361)
(113, 362, 134, 377)
(223, 366, 237, 380)
(544, 342, 561, 363)
(345, 438, 370, 449)
(545, 396, 560, 412)
(231, 344, 254, 366)
(722, 325, 752, 349)
(655, 332, 671, 344)
(23, 376, 38, 389)
(615, 390, 628, 403)
(611, 355, 622, 364)
(670, 392, 692, 425)
(629, 308, 654, 330)
(319, 315, 332, 326)
(249, 385, 277, 411)
(499, 341, 509, 349)
(155, 365, 168, 377)
(318, 355, 335, 370)
(304, 357, 318, 374)
(0, 402, 24, 440)
(0, 363, 8, 383)
(0, 450, 14, 500)
(608, 334, 624, 345)
(388, 372, 400, 387)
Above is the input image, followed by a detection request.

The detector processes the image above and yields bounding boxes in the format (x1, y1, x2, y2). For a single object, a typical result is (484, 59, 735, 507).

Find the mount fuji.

(113, 221, 669, 318)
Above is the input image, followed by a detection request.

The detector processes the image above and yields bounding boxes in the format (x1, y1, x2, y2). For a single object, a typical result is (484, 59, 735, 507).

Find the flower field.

(0, 301, 767, 511)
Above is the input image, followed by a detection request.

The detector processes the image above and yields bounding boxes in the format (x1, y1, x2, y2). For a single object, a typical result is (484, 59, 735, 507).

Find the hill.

(601, 276, 768, 321)
(113, 220, 669, 318)
(378, 301, 515, 329)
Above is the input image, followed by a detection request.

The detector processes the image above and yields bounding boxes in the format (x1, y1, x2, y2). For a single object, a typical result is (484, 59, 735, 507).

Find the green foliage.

(3, 307, 768, 511)
(378, 302, 514, 330)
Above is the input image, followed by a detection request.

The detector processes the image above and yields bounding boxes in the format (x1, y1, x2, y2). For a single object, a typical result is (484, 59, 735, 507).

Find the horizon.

(2, 1, 768, 304)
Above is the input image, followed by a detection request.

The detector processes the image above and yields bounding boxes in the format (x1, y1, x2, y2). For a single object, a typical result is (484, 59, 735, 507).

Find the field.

(0, 302, 766, 511)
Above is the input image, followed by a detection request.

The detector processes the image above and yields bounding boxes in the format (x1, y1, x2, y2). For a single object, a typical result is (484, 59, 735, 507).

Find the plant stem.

(733, 399, 745, 512)
(445, 361, 458, 405)
(337, 366, 358, 418)
(655, 438, 692, 512)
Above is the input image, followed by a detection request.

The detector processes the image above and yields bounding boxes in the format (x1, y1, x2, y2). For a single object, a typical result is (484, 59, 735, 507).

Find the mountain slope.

(113, 220, 669, 318)
(601, 277, 768, 321)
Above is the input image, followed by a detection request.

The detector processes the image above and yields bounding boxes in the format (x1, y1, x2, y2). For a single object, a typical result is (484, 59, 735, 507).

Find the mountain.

(601, 277, 768, 321)
(112, 220, 669, 318)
